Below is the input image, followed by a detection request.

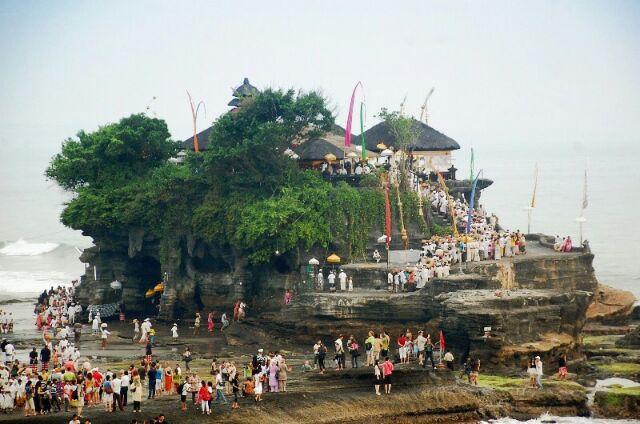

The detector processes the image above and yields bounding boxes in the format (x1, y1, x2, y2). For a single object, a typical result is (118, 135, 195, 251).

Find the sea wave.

(0, 270, 74, 294)
(0, 239, 61, 256)
(482, 415, 640, 423)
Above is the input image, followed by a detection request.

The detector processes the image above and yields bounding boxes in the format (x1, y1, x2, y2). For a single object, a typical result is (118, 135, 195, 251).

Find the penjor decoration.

(344, 81, 363, 148)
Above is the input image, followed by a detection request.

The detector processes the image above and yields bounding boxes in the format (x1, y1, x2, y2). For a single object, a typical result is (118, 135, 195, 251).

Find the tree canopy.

(48, 89, 412, 264)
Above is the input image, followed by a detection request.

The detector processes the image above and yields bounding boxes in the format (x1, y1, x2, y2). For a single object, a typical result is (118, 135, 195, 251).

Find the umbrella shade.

(376, 143, 387, 150)
(346, 152, 358, 158)
(308, 258, 320, 265)
(327, 253, 341, 264)
(381, 149, 394, 157)
(154, 282, 165, 292)
(324, 153, 337, 161)
(110, 280, 122, 290)
(145, 289, 155, 298)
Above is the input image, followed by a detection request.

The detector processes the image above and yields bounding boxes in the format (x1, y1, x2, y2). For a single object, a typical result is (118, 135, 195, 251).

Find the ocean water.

(0, 145, 638, 300)
(0, 145, 638, 422)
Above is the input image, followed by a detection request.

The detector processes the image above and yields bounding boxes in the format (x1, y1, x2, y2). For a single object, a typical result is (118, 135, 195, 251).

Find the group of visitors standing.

(316, 269, 354, 292)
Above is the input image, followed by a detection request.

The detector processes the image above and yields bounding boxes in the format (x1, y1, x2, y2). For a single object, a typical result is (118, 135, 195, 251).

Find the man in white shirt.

(415, 331, 428, 366)
(120, 371, 130, 406)
(328, 272, 336, 292)
(3, 343, 14, 364)
(111, 373, 123, 411)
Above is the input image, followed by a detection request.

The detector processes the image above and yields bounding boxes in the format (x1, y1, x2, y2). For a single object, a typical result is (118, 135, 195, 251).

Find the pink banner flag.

(344, 81, 363, 147)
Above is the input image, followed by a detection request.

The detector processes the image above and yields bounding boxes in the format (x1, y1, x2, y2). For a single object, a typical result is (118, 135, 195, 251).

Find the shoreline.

(0, 295, 638, 423)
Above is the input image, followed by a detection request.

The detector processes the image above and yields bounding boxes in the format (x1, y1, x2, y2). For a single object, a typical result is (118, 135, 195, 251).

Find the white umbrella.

(308, 258, 320, 265)
(110, 280, 122, 290)
(381, 149, 394, 157)
(346, 152, 358, 158)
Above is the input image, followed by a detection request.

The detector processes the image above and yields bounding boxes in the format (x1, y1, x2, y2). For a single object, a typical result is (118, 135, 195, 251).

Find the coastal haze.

(1, 2, 640, 423)
(1, 1, 639, 293)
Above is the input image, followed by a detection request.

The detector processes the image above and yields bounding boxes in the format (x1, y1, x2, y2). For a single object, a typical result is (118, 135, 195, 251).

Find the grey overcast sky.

(1, 0, 639, 163)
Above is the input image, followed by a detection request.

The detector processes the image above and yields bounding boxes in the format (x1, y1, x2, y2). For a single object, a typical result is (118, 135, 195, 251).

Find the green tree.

(377, 108, 420, 190)
(46, 114, 177, 190)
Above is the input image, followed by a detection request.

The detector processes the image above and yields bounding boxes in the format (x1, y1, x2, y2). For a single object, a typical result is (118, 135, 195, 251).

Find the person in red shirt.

(397, 334, 407, 364)
(382, 357, 394, 394)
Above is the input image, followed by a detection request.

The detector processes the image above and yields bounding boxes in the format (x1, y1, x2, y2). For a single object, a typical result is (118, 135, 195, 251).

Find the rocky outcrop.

(586, 283, 637, 325)
(617, 327, 640, 348)
(594, 389, 640, 419)
(75, 231, 605, 371)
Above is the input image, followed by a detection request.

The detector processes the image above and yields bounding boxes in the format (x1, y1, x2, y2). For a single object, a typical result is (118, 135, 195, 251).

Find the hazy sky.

(1, 0, 639, 164)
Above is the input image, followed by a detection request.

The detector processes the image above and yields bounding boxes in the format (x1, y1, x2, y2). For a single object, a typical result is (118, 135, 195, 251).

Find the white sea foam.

(0, 270, 73, 294)
(482, 415, 640, 423)
(0, 239, 60, 256)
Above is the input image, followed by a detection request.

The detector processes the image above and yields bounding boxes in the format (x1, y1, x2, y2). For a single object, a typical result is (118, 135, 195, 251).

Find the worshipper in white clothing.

(171, 323, 179, 341)
(328, 271, 336, 292)
(338, 270, 347, 291)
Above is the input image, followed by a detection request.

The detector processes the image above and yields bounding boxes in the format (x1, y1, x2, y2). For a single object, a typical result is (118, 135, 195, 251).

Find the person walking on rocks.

(365, 331, 375, 366)
(382, 357, 394, 394)
(193, 313, 201, 336)
(221, 312, 230, 332)
(334, 335, 345, 370)
(373, 360, 382, 396)
(139, 318, 151, 344)
(470, 358, 480, 385)
(207, 312, 215, 334)
(558, 353, 568, 380)
(132, 319, 140, 343)
(317, 341, 327, 374)
(171, 323, 179, 342)
(100, 324, 110, 349)
(535, 356, 543, 389)
(183, 347, 192, 371)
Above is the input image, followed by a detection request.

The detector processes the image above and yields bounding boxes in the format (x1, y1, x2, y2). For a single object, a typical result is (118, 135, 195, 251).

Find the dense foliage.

(47, 90, 415, 264)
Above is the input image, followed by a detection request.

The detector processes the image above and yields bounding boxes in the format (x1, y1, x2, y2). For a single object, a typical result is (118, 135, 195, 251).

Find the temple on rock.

(71, 78, 598, 371)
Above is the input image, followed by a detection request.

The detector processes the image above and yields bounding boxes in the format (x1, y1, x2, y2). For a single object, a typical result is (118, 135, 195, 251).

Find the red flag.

(344, 81, 363, 147)
(384, 185, 392, 245)
(439, 330, 445, 353)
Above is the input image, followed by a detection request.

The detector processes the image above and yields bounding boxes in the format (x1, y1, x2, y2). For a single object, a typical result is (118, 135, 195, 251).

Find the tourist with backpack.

(348, 336, 360, 368)
(102, 375, 114, 412)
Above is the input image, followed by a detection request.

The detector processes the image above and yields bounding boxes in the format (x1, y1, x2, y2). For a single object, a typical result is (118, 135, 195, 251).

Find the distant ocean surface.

(0, 145, 638, 301)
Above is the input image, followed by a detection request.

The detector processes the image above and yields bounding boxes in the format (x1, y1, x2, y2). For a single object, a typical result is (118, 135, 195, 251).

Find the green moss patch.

(598, 363, 640, 374)
(477, 374, 584, 392)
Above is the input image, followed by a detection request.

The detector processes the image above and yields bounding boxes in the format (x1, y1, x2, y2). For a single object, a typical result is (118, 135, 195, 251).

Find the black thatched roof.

(363, 119, 460, 152)
(182, 126, 212, 151)
(233, 78, 260, 98)
(294, 138, 345, 161)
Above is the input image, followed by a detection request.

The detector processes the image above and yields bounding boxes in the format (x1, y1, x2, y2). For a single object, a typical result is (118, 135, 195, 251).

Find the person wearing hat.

(139, 319, 151, 344)
(100, 323, 110, 349)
